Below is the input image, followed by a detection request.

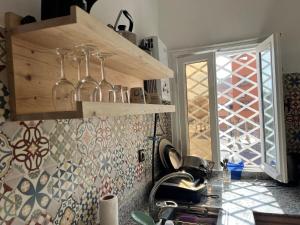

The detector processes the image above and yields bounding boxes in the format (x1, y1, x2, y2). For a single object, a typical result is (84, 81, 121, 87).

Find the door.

(176, 53, 219, 163)
(256, 34, 288, 183)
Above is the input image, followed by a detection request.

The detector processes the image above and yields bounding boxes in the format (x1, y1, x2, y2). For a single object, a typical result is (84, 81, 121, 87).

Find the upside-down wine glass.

(52, 48, 76, 111)
(75, 44, 100, 102)
(96, 53, 115, 102)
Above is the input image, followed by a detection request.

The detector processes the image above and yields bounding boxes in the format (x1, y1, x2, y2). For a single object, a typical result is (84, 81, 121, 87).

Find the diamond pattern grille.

(186, 61, 212, 159)
(260, 49, 276, 166)
(216, 52, 262, 166)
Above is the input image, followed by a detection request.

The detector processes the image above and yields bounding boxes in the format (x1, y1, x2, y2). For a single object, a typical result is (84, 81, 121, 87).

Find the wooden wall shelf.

(5, 6, 175, 120)
(15, 103, 176, 121)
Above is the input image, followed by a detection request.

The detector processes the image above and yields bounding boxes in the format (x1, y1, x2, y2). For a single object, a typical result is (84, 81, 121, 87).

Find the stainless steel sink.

(157, 205, 224, 225)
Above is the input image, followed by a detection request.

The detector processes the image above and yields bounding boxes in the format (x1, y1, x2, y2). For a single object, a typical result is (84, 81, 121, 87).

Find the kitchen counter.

(126, 176, 300, 225)
(200, 177, 300, 225)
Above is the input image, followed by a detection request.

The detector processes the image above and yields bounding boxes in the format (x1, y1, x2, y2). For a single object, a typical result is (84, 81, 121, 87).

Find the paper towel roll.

(99, 194, 119, 225)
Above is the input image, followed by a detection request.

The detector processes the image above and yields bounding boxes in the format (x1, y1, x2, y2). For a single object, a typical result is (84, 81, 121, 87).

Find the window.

(173, 34, 288, 183)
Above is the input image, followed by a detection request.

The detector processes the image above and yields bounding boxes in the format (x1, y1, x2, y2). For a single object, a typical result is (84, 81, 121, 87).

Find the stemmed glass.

(96, 53, 115, 102)
(52, 48, 76, 111)
(75, 44, 100, 102)
(69, 48, 84, 101)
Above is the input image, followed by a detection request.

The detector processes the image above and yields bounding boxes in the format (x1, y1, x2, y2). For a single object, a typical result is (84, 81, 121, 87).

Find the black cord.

(152, 113, 159, 187)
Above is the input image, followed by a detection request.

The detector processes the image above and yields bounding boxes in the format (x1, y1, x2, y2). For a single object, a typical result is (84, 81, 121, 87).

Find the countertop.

(200, 177, 300, 225)
(126, 176, 300, 225)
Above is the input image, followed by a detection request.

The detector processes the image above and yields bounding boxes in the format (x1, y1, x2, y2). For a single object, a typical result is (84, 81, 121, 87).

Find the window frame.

(175, 53, 219, 164)
(256, 34, 288, 183)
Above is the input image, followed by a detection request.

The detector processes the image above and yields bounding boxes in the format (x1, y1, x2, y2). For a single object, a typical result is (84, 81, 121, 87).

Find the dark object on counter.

(159, 139, 214, 179)
(156, 177, 207, 204)
(20, 15, 37, 24)
(41, 0, 98, 20)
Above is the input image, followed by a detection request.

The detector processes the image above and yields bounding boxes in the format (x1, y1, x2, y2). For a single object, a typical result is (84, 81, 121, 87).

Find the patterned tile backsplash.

(0, 27, 172, 225)
(0, 115, 170, 225)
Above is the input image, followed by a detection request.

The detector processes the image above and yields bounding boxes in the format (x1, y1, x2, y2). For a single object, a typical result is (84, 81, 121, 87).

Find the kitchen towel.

(99, 194, 119, 225)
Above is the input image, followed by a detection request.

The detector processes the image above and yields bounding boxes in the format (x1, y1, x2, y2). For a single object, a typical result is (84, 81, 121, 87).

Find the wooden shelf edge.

(14, 111, 82, 121)
(11, 103, 175, 121)
(82, 102, 175, 118)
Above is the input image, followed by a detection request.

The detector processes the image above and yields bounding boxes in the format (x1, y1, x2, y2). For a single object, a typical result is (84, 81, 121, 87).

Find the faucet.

(149, 172, 194, 222)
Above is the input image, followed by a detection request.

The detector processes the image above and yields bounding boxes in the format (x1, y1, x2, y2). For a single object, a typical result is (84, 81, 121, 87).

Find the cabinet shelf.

(5, 6, 175, 120)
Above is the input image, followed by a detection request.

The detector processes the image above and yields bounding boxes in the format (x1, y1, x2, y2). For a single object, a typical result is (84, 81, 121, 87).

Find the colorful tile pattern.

(0, 132, 13, 179)
(0, 182, 15, 224)
(49, 120, 79, 164)
(15, 170, 52, 222)
(26, 213, 53, 225)
(0, 28, 166, 225)
(52, 161, 80, 201)
(53, 196, 79, 225)
(11, 121, 50, 173)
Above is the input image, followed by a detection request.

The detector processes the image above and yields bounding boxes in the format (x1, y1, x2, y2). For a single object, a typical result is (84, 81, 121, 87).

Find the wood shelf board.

(13, 103, 175, 121)
(82, 102, 175, 117)
(9, 6, 174, 80)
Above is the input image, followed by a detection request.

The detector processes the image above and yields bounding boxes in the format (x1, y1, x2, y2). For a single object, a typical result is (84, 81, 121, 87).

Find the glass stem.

(100, 58, 105, 81)
(85, 50, 90, 78)
(77, 59, 81, 81)
(60, 54, 66, 80)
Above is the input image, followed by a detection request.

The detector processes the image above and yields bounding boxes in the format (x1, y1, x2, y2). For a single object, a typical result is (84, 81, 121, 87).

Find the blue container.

(228, 161, 244, 180)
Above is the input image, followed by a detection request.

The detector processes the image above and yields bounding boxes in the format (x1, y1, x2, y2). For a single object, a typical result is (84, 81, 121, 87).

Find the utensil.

(75, 44, 100, 102)
(52, 48, 76, 111)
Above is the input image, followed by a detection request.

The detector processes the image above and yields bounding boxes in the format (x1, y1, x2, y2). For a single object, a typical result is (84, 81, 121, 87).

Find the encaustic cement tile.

(0, 132, 13, 180)
(53, 196, 79, 225)
(10, 121, 50, 174)
(76, 119, 98, 156)
(14, 170, 52, 222)
(52, 161, 80, 201)
(49, 120, 80, 165)
(26, 213, 53, 225)
(78, 186, 99, 225)
(0, 182, 16, 224)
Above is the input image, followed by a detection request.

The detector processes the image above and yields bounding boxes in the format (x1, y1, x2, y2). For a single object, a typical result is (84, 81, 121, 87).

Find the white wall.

(0, 0, 159, 40)
(158, 0, 300, 73)
(0, 0, 41, 26)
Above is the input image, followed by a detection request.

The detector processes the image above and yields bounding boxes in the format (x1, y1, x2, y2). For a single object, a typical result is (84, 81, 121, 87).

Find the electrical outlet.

(138, 149, 145, 163)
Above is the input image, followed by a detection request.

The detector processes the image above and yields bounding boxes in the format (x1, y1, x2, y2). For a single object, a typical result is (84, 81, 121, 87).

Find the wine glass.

(69, 48, 84, 101)
(75, 44, 100, 102)
(52, 48, 76, 111)
(96, 53, 115, 102)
